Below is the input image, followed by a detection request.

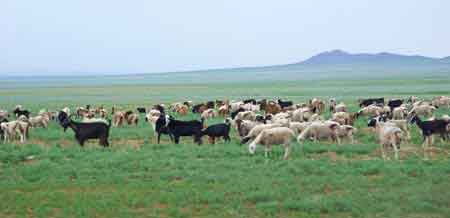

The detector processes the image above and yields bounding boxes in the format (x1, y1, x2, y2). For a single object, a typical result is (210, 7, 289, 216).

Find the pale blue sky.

(1, 0, 449, 76)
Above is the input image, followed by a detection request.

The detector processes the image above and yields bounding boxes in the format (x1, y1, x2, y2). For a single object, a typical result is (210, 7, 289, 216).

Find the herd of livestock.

(1, 95, 450, 160)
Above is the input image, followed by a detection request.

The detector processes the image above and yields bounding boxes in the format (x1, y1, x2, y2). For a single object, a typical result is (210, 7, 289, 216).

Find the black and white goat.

(155, 114, 204, 145)
(13, 108, 30, 118)
(58, 111, 111, 147)
(409, 113, 450, 146)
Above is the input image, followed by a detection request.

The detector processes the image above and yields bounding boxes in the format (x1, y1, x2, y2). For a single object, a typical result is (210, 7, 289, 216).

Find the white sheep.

(234, 111, 256, 121)
(241, 123, 282, 144)
(289, 122, 311, 135)
(408, 104, 435, 118)
(357, 105, 383, 118)
(242, 103, 260, 112)
(432, 96, 450, 108)
(28, 115, 49, 128)
(230, 101, 244, 112)
(0, 110, 9, 119)
(1, 120, 30, 143)
(334, 102, 347, 113)
(374, 121, 403, 160)
(248, 127, 296, 160)
(392, 106, 408, 120)
(331, 112, 354, 125)
(291, 107, 313, 122)
(201, 109, 217, 120)
(297, 121, 340, 144)
(336, 125, 357, 144)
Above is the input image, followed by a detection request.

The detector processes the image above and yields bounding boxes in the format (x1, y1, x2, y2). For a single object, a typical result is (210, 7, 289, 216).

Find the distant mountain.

(298, 49, 444, 66)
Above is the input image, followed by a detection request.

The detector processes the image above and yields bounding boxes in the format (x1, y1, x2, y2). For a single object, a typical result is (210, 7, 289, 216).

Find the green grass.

(1, 74, 450, 217)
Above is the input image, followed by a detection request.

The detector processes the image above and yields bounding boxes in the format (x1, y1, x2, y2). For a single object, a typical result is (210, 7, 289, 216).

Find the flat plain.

(1, 73, 450, 218)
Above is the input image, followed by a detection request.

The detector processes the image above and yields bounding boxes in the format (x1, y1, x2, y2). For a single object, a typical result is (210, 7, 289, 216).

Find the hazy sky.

(1, 0, 449, 76)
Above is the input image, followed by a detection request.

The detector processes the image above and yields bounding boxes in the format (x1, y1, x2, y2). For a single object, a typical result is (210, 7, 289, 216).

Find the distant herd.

(1, 95, 450, 160)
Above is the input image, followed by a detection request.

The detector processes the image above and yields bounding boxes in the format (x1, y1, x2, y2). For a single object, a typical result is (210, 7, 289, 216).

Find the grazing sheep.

(392, 105, 408, 120)
(201, 119, 231, 144)
(264, 101, 282, 115)
(235, 119, 260, 139)
(113, 111, 125, 127)
(201, 109, 217, 120)
(376, 122, 403, 160)
(0, 110, 10, 119)
(242, 103, 260, 112)
(241, 123, 282, 144)
(356, 105, 383, 118)
(336, 125, 357, 144)
(368, 115, 411, 140)
(309, 98, 325, 114)
(407, 96, 419, 104)
(432, 96, 450, 109)
(331, 112, 354, 125)
(234, 111, 256, 121)
(1, 120, 30, 143)
(176, 105, 189, 116)
(99, 108, 107, 119)
(412, 100, 432, 108)
(230, 101, 244, 112)
(124, 111, 139, 126)
(218, 104, 230, 117)
(308, 114, 324, 122)
(58, 111, 111, 147)
(297, 121, 340, 144)
(408, 104, 435, 118)
(289, 121, 311, 135)
(333, 102, 347, 113)
(292, 107, 313, 122)
(248, 127, 295, 159)
(28, 115, 50, 128)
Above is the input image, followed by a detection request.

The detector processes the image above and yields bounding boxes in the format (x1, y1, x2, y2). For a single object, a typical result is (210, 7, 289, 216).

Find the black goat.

(58, 111, 111, 147)
(153, 104, 165, 114)
(359, 98, 384, 107)
(155, 114, 204, 145)
(192, 103, 207, 113)
(387, 99, 403, 110)
(201, 119, 231, 144)
(243, 99, 257, 105)
(13, 108, 30, 118)
(136, 107, 146, 113)
(278, 99, 293, 109)
(206, 101, 215, 109)
(230, 108, 245, 119)
(409, 114, 449, 143)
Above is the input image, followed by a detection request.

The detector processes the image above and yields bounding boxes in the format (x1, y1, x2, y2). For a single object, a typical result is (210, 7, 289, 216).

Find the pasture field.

(1, 75, 450, 218)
